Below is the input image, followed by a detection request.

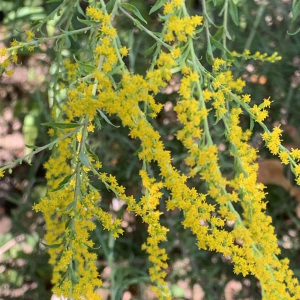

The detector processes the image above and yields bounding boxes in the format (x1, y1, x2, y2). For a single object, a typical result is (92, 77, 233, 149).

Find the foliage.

(1, 0, 300, 299)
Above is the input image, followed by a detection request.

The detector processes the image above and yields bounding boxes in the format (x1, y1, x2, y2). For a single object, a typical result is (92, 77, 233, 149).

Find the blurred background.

(1, 0, 300, 299)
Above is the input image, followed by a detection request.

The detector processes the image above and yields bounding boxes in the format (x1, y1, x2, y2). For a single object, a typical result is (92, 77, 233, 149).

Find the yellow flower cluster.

(163, 0, 183, 15)
(0, 39, 19, 76)
(33, 134, 104, 300)
(164, 15, 203, 42)
(95, 37, 118, 72)
(213, 57, 226, 71)
(86, 6, 116, 37)
(64, 59, 78, 81)
(138, 170, 171, 299)
(262, 126, 282, 155)
(10, 2, 300, 299)
(249, 97, 271, 122)
(202, 63, 246, 119)
(25, 30, 35, 42)
(232, 49, 282, 63)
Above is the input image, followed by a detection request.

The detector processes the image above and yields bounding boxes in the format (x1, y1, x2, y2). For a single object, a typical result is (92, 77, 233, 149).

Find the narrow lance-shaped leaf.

(121, 3, 148, 24)
(42, 122, 81, 129)
(79, 151, 90, 167)
(97, 109, 120, 128)
(229, 0, 239, 26)
(149, 0, 166, 15)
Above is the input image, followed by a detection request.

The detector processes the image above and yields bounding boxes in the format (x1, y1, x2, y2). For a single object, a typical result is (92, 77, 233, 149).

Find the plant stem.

(244, 3, 266, 51)
(8, 26, 97, 52)
(119, 6, 172, 51)
(0, 124, 84, 171)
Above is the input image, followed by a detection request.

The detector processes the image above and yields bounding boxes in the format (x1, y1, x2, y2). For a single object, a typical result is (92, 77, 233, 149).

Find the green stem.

(244, 3, 266, 51)
(119, 6, 172, 50)
(73, 118, 89, 210)
(0, 124, 84, 171)
(108, 232, 116, 300)
(8, 25, 97, 52)
(202, 0, 214, 61)
(31, 0, 74, 31)
(222, 0, 229, 58)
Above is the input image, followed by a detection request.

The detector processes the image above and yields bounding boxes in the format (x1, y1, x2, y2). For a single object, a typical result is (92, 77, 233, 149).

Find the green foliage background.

(1, 0, 300, 299)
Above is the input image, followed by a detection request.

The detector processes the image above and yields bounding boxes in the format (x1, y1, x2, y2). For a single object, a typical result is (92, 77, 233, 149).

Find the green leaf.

(41, 122, 81, 129)
(229, 0, 239, 26)
(85, 143, 99, 163)
(25, 144, 37, 150)
(79, 151, 90, 167)
(64, 35, 71, 49)
(61, 200, 76, 212)
(121, 3, 147, 24)
(144, 43, 156, 58)
(78, 61, 95, 74)
(210, 36, 235, 60)
(158, 13, 169, 20)
(149, 0, 166, 14)
(70, 267, 79, 284)
(133, 146, 142, 156)
(76, 2, 85, 17)
(106, 0, 117, 14)
(287, 27, 300, 36)
(41, 241, 63, 248)
(94, 114, 102, 129)
(52, 174, 73, 192)
(97, 109, 120, 128)
(250, 117, 254, 131)
(77, 17, 94, 26)
(60, 200, 76, 212)
(292, 0, 300, 22)
(206, 50, 214, 66)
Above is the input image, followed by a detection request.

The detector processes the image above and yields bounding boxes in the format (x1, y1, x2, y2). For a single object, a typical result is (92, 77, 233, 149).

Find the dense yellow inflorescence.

(2, 1, 300, 300)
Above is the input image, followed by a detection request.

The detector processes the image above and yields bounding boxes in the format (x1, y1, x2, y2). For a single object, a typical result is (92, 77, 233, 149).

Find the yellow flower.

(203, 89, 212, 101)
(0, 47, 7, 57)
(86, 6, 104, 22)
(171, 47, 181, 58)
(173, 0, 183, 7)
(262, 97, 272, 108)
(28, 45, 35, 52)
(26, 30, 35, 42)
(12, 54, 18, 63)
(243, 49, 251, 55)
(5, 69, 14, 76)
(10, 39, 19, 47)
(87, 123, 95, 132)
(120, 46, 129, 57)
(291, 148, 300, 161)
(213, 58, 225, 72)
(163, 3, 173, 15)
(279, 151, 289, 165)
(242, 94, 251, 103)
